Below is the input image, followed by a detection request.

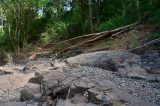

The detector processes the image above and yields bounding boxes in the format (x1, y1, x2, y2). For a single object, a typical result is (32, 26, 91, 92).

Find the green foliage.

(148, 9, 160, 24)
(82, 19, 90, 34)
(129, 30, 139, 48)
(0, 31, 14, 51)
(0, 0, 160, 52)
(147, 33, 160, 41)
(0, 48, 9, 65)
(0, 0, 47, 51)
(0, 30, 4, 37)
(97, 16, 127, 31)
(105, 38, 115, 46)
(41, 21, 68, 43)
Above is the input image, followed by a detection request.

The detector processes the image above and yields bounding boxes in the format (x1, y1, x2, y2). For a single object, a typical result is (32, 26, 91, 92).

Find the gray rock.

(43, 78, 58, 89)
(156, 76, 160, 82)
(19, 51, 160, 106)
(0, 102, 26, 106)
(67, 51, 146, 76)
(140, 50, 160, 75)
(28, 75, 43, 84)
(151, 83, 160, 89)
(57, 99, 99, 106)
(71, 94, 87, 104)
(20, 83, 41, 101)
(145, 76, 157, 82)
(144, 50, 159, 57)
(127, 73, 146, 80)
(20, 89, 35, 101)
(96, 94, 112, 105)
(67, 51, 140, 69)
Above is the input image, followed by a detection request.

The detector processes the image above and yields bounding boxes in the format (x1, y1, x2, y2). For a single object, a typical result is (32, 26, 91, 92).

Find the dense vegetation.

(0, 0, 160, 52)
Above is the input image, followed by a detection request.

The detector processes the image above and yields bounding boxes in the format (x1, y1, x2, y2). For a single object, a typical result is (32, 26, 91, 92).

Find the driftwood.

(59, 22, 139, 53)
(56, 22, 139, 47)
(39, 22, 140, 53)
(42, 23, 157, 52)
(128, 38, 160, 52)
(84, 28, 131, 44)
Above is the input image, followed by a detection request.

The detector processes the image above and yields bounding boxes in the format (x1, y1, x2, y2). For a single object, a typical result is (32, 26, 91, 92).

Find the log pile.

(41, 22, 159, 53)
(57, 22, 139, 52)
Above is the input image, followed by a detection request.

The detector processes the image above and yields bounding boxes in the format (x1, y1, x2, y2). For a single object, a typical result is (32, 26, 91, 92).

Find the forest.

(0, 0, 160, 106)
(0, 0, 160, 52)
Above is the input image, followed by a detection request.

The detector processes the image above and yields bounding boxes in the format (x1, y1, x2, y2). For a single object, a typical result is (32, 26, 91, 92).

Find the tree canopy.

(0, 0, 160, 52)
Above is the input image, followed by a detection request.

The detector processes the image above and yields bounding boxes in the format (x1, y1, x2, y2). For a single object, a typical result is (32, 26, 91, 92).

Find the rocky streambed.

(0, 50, 160, 106)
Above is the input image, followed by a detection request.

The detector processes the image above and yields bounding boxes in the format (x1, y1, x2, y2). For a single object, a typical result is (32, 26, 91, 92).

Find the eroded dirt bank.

(0, 50, 160, 106)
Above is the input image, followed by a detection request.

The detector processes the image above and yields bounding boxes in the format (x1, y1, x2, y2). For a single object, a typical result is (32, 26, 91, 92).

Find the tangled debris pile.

(0, 50, 160, 106)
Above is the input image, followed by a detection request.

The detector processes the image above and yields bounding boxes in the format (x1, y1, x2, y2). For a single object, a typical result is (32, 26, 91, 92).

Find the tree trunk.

(96, 0, 101, 25)
(136, 0, 140, 20)
(79, 0, 83, 34)
(88, 0, 93, 33)
(149, 0, 152, 9)
(122, 0, 126, 18)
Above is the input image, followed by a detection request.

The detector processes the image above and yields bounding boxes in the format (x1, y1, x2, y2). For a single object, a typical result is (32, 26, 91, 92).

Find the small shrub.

(105, 38, 115, 46)
(0, 31, 14, 51)
(141, 9, 160, 24)
(129, 30, 139, 48)
(0, 30, 4, 38)
(97, 16, 127, 32)
(40, 21, 68, 43)
(148, 9, 160, 24)
(147, 33, 160, 41)
(98, 21, 114, 31)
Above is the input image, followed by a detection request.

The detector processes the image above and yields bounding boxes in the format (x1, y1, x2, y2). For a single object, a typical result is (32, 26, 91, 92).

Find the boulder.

(20, 83, 41, 101)
(28, 75, 43, 84)
(67, 51, 142, 75)
(67, 51, 140, 68)
(71, 94, 87, 104)
(144, 50, 159, 57)
(140, 50, 160, 74)
(18, 51, 160, 106)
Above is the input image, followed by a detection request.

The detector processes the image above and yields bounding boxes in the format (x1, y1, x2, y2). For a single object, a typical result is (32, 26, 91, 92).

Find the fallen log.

(112, 28, 131, 38)
(55, 22, 139, 48)
(42, 23, 156, 52)
(60, 23, 138, 53)
(81, 28, 130, 45)
(128, 38, 160, 52)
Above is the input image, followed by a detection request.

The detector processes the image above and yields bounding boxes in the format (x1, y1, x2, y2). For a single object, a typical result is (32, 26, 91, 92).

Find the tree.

(0, 0, 47, 52)
(88, 0, 93, 33)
